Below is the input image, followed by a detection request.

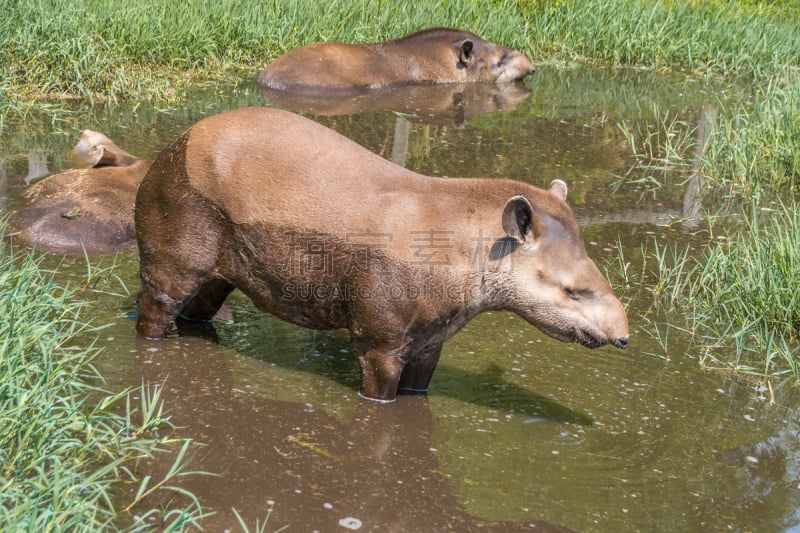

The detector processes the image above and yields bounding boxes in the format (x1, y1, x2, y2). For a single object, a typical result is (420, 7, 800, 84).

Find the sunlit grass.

(524, 0, 800, 77)
(0, 224, 208, 531)
(611, 203, 800, 379)
(617, 68, 799, 196)
(2, 0, 799, 115)
(701, 69, 800, 195)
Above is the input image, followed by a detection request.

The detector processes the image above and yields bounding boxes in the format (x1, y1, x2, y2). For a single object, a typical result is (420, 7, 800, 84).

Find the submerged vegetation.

(0, 227, 206, 531)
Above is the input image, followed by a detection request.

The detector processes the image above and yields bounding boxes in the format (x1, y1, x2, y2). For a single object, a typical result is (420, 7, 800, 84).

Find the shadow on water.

(133, 330, 572, 532)
(179, 311, 595, 427)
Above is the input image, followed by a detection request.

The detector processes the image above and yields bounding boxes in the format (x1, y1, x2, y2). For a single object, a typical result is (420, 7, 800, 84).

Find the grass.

(523, 0, 800, 77)
(610, 201, 800, 379)
(617, 65, 800, 195)
(608, 65, 800, 377)
(0, 224, 207, 531)
(1, 0, 799, 116)
(701, 68, 800, 195)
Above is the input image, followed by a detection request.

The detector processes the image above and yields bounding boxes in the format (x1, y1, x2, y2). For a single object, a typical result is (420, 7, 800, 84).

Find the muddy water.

(3, 66, 800, 532)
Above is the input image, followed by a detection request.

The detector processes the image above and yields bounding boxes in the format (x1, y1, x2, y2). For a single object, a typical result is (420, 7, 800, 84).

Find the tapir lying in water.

(10, 130, 150, 255)
(135, 107, 629, 402)
(256, 27, 534, 94)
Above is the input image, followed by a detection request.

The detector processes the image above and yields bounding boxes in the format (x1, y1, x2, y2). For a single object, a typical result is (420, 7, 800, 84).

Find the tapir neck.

(417, 270, 492, 343)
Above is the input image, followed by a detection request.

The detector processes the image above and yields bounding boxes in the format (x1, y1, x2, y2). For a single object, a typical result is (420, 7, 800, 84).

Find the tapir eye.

(564, 287, 593, 301)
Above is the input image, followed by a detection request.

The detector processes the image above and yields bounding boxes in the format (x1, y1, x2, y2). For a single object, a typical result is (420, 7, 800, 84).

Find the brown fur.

(135, 107, 628, 402)
(257, 28, 534, 95)
(10, 131, 150, 255)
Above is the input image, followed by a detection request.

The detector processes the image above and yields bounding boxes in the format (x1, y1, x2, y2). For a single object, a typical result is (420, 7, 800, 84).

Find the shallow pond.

(3, 66, 800, 532)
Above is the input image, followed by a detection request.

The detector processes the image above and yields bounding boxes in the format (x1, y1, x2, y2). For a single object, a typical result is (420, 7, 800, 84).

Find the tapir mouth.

(575, 327, 608, 349)
(576, 328, 629, 350)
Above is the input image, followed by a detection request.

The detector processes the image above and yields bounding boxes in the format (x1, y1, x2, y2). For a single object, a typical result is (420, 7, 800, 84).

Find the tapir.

(134, 107, 628, 402)
(256, 27, 534, 94)
(10, 130, 150, 255)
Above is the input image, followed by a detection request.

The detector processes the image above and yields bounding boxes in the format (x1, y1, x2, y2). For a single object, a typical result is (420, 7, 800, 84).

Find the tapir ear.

(87, 145, 109, 167)
(549, 179, 568, 201)
(74, 130, 138, 168)
(458, 40, 475, 66)
(88, 143, 138, 168)
(502, 195, 535, 243)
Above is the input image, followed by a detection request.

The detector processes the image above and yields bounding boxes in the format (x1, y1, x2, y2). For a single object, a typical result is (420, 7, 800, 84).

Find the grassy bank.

(610, 64, 800, 377)
(625, 201, 800, 379)
(1, 0, 798, 115)
(0, 228, 205, 531)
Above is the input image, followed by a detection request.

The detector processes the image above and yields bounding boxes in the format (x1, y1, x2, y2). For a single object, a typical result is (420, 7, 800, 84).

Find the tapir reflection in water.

(134, 107, 629, 402)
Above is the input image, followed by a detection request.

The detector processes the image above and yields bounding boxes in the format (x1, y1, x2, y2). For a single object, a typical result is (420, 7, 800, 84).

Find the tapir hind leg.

(179, 278, 235, 322)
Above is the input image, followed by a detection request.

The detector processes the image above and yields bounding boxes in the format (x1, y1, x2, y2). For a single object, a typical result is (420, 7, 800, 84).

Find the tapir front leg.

(355, 341, 410, 403)
(398, 343, 443, 394)
(179, 278, 236, 322)
(136, 267, 208, 339)
(137, 284, 187, 339)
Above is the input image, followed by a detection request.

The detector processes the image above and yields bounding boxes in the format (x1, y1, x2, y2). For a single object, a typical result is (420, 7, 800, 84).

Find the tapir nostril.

(616, 337, 629, 349)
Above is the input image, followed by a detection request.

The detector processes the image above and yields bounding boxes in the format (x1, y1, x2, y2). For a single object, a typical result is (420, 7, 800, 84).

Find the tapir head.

(453, 35, 535, 83)
(496, 180, 629, 349)
(72, 130, 140, 168)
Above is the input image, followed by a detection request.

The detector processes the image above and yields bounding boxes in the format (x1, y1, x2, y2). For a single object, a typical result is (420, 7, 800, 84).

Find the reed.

(0, 225, 207, 531)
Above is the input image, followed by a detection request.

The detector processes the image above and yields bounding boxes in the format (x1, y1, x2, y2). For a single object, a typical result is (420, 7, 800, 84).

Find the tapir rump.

(134, 107, 628, 402)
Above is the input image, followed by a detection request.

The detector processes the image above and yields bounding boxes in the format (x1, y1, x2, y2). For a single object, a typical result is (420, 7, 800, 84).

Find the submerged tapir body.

(135, 107, 628, 402)
(10, 130, 150, 255)
(256, 27, 534, 95)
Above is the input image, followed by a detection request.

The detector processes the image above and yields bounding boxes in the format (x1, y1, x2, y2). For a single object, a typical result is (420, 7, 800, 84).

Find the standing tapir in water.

(134, 107, 628, 402)
(256, 27, 534, 94)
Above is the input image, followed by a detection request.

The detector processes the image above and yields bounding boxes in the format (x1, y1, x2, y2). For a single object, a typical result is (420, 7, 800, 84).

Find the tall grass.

(620, 202, 800, 379)
(523, 0, 800, 78)
(0, 225, 207, 531)
(702, 68, 800, 195)
(617, 67, 799, 196)
(2, 0, 799, 114)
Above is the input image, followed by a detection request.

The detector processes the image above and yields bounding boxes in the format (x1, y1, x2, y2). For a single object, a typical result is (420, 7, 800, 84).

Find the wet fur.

(257, 27, 534, 95)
